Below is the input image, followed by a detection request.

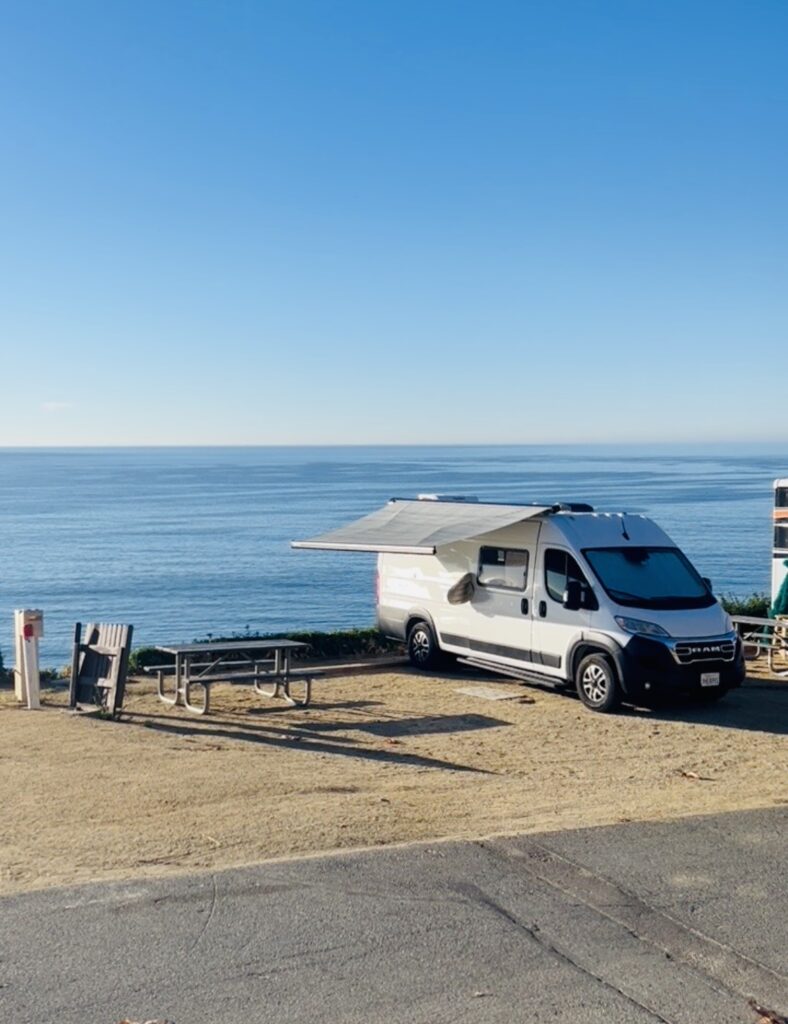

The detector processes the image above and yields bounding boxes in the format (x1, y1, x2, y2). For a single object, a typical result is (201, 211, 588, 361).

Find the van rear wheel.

(407, 621, 441, 670)
(576, 653, 621, 713)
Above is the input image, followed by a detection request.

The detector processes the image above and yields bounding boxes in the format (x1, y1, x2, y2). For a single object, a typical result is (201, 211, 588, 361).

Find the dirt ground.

(1, 659, 786, 896)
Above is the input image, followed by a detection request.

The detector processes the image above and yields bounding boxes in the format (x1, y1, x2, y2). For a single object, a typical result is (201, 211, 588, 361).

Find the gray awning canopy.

(291, 500, 550, 555)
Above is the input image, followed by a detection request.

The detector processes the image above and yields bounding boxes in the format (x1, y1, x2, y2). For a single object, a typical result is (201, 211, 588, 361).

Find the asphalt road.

(2, 808, 786, 1024)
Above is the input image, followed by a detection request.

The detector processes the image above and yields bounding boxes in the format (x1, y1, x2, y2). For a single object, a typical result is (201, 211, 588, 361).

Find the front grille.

(672, 640, 736, 665)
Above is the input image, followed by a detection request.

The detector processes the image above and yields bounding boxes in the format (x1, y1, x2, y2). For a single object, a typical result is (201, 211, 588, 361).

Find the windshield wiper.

(608, 588, 646, 602)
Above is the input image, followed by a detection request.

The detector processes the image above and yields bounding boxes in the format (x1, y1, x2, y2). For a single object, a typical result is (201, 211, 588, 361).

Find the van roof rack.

(401, 496, 595, 512)
(416, 494, 480, 502)
(552, 502, 595, 513)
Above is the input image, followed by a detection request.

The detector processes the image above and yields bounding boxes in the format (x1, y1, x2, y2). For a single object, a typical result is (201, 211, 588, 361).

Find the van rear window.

(478, 547, 528, 590)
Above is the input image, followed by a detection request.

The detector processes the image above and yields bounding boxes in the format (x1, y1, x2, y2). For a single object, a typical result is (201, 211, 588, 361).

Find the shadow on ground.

(124, 709, 499, 774)
(437, 659, 788, 736)
(633, 684, 788, 736)
(304, 712, 508, 737)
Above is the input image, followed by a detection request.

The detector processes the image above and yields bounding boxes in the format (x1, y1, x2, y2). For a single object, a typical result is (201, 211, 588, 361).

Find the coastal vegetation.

(719, 593, 770, 617)
(128, 627, 404, 672)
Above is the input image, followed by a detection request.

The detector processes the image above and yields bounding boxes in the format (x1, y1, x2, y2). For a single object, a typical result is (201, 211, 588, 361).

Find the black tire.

(575, 652, 621, 712)
(407, 620, 442, 670)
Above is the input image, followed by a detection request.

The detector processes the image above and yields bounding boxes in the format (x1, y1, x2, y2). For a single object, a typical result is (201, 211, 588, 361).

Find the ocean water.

(0, 445, 783, 666)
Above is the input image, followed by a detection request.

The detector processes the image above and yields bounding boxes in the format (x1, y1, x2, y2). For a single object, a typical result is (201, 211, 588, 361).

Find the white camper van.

(293, 497, 745, 712)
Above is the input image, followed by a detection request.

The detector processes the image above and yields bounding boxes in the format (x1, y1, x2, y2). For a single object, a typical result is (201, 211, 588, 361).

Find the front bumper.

(617, 634, 746, 698)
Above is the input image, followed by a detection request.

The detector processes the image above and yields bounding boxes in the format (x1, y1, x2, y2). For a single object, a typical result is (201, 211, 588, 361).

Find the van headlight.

(615, 616, 670, 638)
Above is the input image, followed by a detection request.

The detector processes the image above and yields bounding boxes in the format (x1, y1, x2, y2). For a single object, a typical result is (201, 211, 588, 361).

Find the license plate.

(700, 672, 720, 688)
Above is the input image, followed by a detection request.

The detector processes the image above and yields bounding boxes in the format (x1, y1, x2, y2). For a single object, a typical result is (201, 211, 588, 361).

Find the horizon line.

(1, 440, 787, 451)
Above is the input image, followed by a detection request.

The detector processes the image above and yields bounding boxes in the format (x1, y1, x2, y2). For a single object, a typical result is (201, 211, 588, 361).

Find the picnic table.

(731, 615, 788, 676)
(152, 639, 310, 714)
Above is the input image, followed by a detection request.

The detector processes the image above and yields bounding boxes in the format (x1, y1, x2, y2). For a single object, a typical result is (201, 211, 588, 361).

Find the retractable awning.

(291, 499, 550, 555)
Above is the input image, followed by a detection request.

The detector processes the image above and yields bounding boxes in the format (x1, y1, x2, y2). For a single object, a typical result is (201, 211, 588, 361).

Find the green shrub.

(41, 666, 69, 685)
(128, 628, 403, 673)
(129, 646, 170, 672)
(719, 593, 770, 617)
(268, 628, 403, 661)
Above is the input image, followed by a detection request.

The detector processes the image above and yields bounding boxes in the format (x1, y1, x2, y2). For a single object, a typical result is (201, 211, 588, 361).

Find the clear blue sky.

(1, 1, 785, 445)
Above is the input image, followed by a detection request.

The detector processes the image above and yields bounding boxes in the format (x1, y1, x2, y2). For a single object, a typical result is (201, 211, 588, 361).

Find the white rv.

(293, 497, 745, 712)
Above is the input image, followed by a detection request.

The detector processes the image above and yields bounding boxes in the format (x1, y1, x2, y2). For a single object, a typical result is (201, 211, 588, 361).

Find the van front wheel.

(576, 653, 621, 713)
(407, 621, 441, 670)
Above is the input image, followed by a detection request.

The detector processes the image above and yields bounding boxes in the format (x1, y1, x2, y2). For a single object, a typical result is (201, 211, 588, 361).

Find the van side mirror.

(563, 580, 582, 611)
(702, 576, 712, 592)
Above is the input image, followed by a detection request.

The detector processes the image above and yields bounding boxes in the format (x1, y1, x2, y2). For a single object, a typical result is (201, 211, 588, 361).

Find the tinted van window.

(545, 549, 597, 608)
(478, 547, 528, 590)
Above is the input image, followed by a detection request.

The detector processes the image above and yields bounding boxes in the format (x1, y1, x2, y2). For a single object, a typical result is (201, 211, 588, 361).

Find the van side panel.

(377, 548, 469, 640)
(444, 523, 539, 667)
(378, 523, 542, 665)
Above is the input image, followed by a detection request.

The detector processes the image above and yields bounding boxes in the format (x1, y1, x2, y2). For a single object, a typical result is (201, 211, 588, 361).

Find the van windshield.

(583, 546, 714, 610)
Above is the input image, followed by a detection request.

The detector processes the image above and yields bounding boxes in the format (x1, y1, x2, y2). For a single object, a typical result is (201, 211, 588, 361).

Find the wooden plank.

(78, 643, 122, 657)
(75, 622, 97, 705)
(103, 625, 120, 715)
(68, 622, 82, 707)
(112, 623, 133, 716)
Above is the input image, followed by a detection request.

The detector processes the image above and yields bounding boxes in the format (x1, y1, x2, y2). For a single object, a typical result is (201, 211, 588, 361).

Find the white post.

(14, 609, 43, 710)
(22, 629, 41, 710)
(13, 610, 25, 702)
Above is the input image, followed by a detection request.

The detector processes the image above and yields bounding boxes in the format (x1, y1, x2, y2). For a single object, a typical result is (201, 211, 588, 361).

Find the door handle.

(520, 598, 529, 615)
(538, 601, 547, 618)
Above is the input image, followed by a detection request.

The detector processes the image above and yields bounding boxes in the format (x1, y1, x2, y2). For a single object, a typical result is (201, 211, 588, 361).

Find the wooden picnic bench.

(69, 622, 134, 717)
(149, 639, 311, 715)
(731, 615, 788, 676)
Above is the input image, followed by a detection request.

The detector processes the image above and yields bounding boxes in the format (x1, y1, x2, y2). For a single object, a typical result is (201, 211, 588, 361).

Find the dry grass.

(1, 660, 786, 896)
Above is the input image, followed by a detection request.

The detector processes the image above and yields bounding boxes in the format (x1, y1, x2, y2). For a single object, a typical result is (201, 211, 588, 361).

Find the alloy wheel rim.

(412, 630, 431, 662)
(581, 663, 609, 704)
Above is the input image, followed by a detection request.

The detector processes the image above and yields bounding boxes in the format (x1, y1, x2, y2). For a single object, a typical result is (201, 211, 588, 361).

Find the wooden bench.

(69, 622, 134, 717)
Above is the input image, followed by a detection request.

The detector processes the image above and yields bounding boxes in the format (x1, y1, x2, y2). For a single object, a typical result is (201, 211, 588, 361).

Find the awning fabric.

(291, 500, 550, 555)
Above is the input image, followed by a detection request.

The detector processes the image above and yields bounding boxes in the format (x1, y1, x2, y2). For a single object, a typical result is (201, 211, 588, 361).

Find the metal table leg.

(156, 652, 185, 706)
(182, 653, 211, 714)
(768, 639, 788, 677)
(281, 649, 311, 707)
(251, 646, 309, 705)
(253, 648, 284, 699)
(156, 664, 180, 706)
